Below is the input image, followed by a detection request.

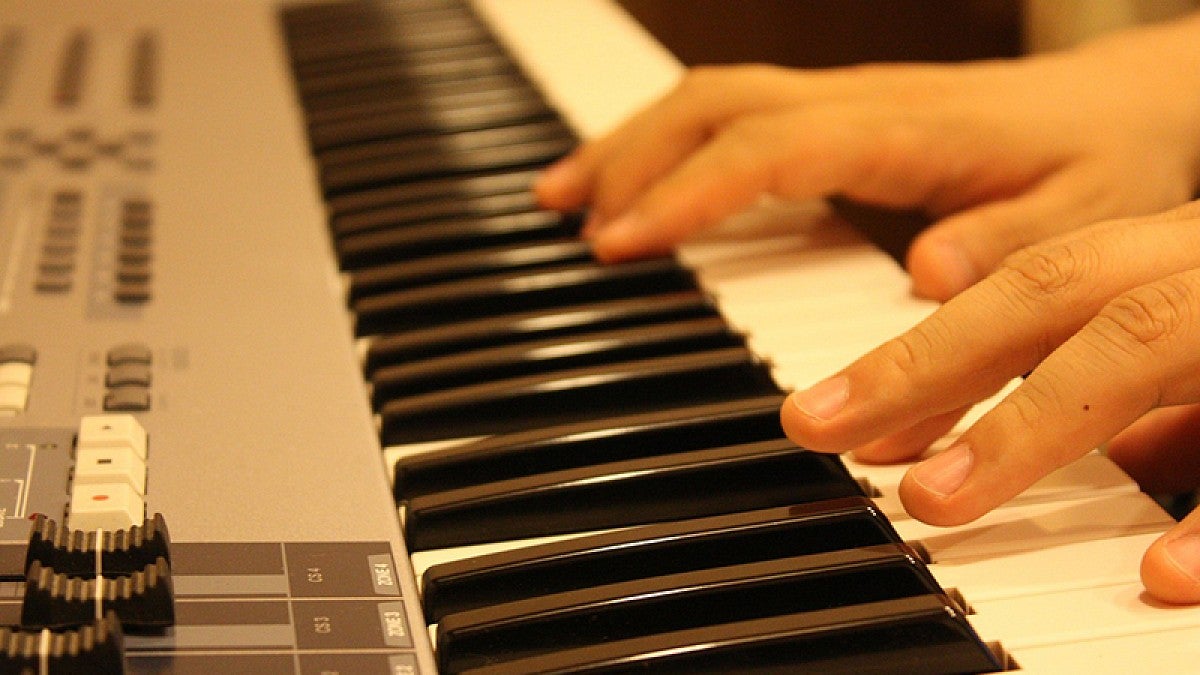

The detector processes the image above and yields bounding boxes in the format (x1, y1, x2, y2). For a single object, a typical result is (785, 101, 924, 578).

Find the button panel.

(102, 343, 152, 411)
(33, 190, 83, 295)
(70, 414, 148, 531)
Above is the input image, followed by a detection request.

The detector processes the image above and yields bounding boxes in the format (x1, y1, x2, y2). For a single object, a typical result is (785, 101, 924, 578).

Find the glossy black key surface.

(337, 209, 579, 272)
(370, 316, 740, 406)
(435, 545, 953, 674)
(317, 116, 564, 169)
(326, 167, 539, 219)
(420, 496, 904, 622)
(335, 189, 539, 240)
(363, 290, 720, 372)
(350, 238, 590, 300)
(457, 595, 1002, 675)
(322, 131, 568, 196)
(303, 71, 530, 126)
(394, 393, 787, 498)
(353, 257, 692, 334)
(309, 89, 556, 152)
(354, 256, 693, 333)
(380, 347, 778, 447)
(403, 436, 858, 549)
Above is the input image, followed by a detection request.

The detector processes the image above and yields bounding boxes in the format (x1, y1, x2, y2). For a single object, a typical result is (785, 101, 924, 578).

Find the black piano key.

(337, 209, 579, 272)
(326, 167, 539, 219)
(349, 238, 590, 301)
(456, 595, 1003, 675)
(342, 187, 539, 247)
(420, 496, 905, 622)
(303, 71, 530, 127)
(334, 189, 539, 238)
(299, 41, 512, 98)
(370, 316, 740, 406)
(381, 346, 779, 447)
(288, 18, 493, 74)
(435, 545, 954, 674)
(293, 37, 502, 84)
(363, 290, 720, 372)
(393, 389, 786, 500)
(403, 436, 858, 550)
(307, 93, 554, 153)
(353, 257, 692, 334)
(322, 129, 567, 196)
(317, 118, 569, 176)
(316, 114, 564, 169)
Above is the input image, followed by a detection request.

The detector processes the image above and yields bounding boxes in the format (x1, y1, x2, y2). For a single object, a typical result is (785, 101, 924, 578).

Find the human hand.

(535, 15, 1200, 301)
(779, 200, 1200, 604)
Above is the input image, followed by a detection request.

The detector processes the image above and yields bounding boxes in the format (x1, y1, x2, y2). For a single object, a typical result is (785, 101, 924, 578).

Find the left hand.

(778, 200, 1200, 604)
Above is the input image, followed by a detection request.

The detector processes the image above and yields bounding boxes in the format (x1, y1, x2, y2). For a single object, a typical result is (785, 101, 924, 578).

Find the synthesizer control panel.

(0, 1, 429, 672)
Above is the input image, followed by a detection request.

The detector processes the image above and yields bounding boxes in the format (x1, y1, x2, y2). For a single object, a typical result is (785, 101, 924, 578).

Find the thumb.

(1142, 505, 1200, 604)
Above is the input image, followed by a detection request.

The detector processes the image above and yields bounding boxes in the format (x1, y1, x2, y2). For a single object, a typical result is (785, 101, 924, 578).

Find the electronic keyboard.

(1, 0, 1199, 672)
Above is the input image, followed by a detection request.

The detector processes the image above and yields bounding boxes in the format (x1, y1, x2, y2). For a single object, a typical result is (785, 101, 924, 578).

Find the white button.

(69, 482, 144, 531)
(0, 383, 28, 413)
(78, 414, 147, 459)
(0, 362, 32, 387)
(75, 445, 147, 494)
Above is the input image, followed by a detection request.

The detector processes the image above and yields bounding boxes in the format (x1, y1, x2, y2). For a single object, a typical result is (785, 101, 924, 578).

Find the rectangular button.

(78, 414, 148, 459)
(74, 445, 147, 494)
(69, 482, 144, 531)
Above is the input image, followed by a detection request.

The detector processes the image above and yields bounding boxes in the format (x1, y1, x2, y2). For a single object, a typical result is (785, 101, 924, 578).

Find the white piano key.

(970, 581, 1200, 653)
(1008, 625, 1200, 674)
(894, 491, 1174, 564)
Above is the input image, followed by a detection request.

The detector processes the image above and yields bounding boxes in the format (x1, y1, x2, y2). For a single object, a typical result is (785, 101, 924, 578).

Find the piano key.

(434, 545, 989, 674)
(363, 289, 721, 372)
(303, 71, 531, 126)
(302, 55, 533, 115)
(309, 88, 557, 151)
(337, 209, 580, 272)
(317, 118, 570, 178)
(336, 189, 541, 241)
(353, 257, 692, 334)
(454, 594, 1003, 675)
(321, 129, 568, 196)
(326, 166, 539, 218)
(394, 393, 788, 498)
(380, 346, 779, 446)
(292, 39, 504, 85)
(403, 437, 859, 550)
(419, 495, 906, 622)
(349, 238, 590, 301)
(370, 315, 740, 406)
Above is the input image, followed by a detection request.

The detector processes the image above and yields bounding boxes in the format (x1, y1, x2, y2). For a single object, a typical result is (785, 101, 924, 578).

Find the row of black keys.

(280, 1, 1006, 673)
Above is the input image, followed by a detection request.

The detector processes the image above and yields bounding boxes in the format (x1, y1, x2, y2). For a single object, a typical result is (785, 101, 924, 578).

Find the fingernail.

(910, 442, 973, 498)
(791, 376, 849, 421)
(1165, 534, 1200, 583)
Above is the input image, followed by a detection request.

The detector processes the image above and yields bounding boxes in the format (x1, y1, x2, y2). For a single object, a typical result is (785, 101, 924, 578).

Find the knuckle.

(875, 316, 951, 379)
(995, 239, 1100, 302)
(1094, 278, 1197, 357)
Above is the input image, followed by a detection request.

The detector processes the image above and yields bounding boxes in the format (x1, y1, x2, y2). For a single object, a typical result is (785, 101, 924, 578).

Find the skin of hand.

(535, 12, 1200, 604)
(534, 13, 1200, 302)
(780, 200, 1200, 604)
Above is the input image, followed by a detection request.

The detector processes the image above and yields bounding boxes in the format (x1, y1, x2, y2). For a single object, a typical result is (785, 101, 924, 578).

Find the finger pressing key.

(901, 266, 1200, 526)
